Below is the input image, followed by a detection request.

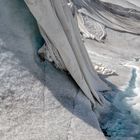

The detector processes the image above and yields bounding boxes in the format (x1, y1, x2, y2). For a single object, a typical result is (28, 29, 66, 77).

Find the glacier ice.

(101, 66, 140, 140)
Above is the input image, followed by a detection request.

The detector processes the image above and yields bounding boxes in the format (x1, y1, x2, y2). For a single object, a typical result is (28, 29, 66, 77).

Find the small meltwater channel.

(101, 67, 140, 140)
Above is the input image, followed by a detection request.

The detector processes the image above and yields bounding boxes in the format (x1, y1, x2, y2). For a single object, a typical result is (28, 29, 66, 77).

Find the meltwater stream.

(101, 67, 140, 140)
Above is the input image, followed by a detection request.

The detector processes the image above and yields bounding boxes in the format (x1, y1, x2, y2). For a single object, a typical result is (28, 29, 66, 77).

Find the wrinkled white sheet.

(74, 0, 140, 34)
(25, 0, 110, 106)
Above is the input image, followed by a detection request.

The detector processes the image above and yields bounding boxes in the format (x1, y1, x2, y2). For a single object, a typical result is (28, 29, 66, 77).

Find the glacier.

(0, 0, 140, 140)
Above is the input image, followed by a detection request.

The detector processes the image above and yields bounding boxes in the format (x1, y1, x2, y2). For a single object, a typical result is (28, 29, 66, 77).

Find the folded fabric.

(24, 0, 110, 106)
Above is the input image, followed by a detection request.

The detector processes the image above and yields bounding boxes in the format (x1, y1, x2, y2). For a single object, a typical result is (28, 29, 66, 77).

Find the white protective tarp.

(74, 0, 140, 36)
(24, 0, 110, 106)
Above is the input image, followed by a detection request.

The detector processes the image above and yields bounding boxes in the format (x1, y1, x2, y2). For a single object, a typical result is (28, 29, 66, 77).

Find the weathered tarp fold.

(74, 0, 140, 34)
(24, 0, 110, 106)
